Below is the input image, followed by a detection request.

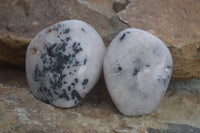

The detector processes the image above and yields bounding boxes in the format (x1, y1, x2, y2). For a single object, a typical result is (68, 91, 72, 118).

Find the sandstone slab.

(76, 0, 115, 18)
(118, 0, 200, 80)
(0, 65, 200, 132)
(0, 0, 116, 66)
(0, 0, 200, 80)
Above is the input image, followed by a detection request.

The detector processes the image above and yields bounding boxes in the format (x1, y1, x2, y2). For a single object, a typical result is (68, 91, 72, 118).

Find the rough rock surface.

(76, 0, 115, 18)
(0, 65, 200, 132)
(118, 0, 200, 80)
(0, 0, 200, 80)
(0, 0, 125, 67)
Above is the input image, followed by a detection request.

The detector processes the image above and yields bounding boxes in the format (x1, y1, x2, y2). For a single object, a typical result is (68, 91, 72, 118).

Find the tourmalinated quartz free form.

(26, 20, 105, 108)
(103, 28, 173, 116)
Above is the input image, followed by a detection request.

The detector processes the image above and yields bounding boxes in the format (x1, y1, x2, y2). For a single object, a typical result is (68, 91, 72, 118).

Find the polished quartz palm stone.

(103, 28, 173, 116)
(26, 20, 105, 108)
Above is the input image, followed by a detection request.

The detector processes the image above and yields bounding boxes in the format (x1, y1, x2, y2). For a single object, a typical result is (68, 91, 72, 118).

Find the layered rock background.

(0, 0, 200, 132)
(0, 0, 200, 80)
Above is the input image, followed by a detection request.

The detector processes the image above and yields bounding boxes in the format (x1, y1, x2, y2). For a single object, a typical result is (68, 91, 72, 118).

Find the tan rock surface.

(118, 0, 200, 80)
(0, 36, 31, 67)
(0, 65, 200, 132)
(1, 0, 200, 80)
(0, 0, 125, 66)
(76, 0, 116, 18)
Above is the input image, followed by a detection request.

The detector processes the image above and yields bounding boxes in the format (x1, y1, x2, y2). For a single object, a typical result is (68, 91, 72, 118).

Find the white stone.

(103, 28, 173, 116)
(26, 20, 105, 108)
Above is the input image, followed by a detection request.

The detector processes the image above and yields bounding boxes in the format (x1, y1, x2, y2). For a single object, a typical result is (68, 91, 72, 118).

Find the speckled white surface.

(104, 28, 173, 116)
(26, 20, 105, 108)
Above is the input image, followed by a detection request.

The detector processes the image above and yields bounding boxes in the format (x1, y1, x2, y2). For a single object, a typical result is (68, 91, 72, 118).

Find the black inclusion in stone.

(51, 24, 61, 32)
(35, 42, 72, 99)
(41, 53, 47, 64)
(82, 79, 88, 86)
(146, 64, 150, 67)
(75, 61, 80, 65)
(59, 89, 69, 100)
(132, 58, 142, 76)
(66, 37, 71, 41)
(55, 42, 68, 52)
(72, 54, 76, 58)
(71, 82, 75, 86)
(83, 58, 87, 65)
(118, 67, 122, 71)
(50, 74, 66, 90)
(60, 42, 68, 51)
(33, 64, 42, 82)
(68, 86, 71, 91)
(167, 66, 172, 70)
(72, 42, 83, 55)
(81, 28, 85, 32)
(54, 91, 59, 95)
(33, 34, 85, 101)
(47, 43, 57, 57)
(74, 78, 78, 83)
(63, 28, 70, 34)
(38, 85, 44, 92)
(39, 86, 52, 97)
(120, 33, 126, 41)
(71, 90, 82, 101)
(64, 54, 71, 62)
(133, 68, 139, 76)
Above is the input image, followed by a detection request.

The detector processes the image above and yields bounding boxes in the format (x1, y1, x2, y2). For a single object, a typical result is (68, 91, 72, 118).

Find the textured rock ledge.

(0, 0, 120, 66)
(0, 0, 200, 80)
(0, 65, 200, 132)
(118, 0, 200, 80)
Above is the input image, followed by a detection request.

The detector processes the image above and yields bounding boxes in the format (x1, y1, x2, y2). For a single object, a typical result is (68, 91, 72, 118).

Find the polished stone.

(26, 20, 105, 108)
(103, 28, 173, 116)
